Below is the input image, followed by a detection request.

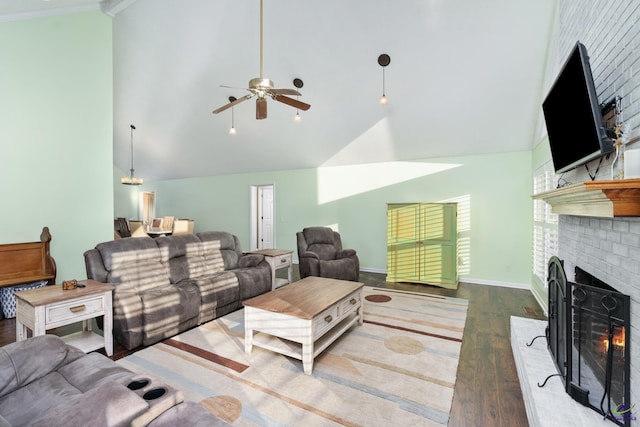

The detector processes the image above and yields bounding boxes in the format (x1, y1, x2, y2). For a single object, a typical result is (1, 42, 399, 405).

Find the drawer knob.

(324, 315, 333, 323)
(69, 305, 86, 313)
(280, 258, 287, 263)
(349, 298, 357, 305)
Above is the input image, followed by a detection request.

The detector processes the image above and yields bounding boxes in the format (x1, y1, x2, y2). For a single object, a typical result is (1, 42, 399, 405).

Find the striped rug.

(117, 287, 468, 426)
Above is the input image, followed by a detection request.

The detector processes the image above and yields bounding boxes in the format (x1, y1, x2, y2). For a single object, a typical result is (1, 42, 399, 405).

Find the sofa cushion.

(197, 232, 241, 272)
(319, 258, 357, 281)
(0, 335, 82, 400)
(0, 372, 81, 426)
(96, 237, 171, 293)
(182, 271, 239, 323)
(57, 352, 134, 392)
(140, 283, 200, 346)
(157, 234, 209, 283)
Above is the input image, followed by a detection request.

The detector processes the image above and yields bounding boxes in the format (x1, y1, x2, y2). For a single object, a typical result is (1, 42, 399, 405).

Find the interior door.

(257, 185, 274, 249)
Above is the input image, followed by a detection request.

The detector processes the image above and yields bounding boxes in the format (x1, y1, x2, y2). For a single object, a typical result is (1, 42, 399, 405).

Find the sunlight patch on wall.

(438, 194, 471, 276)
(317, 161, 461, 204)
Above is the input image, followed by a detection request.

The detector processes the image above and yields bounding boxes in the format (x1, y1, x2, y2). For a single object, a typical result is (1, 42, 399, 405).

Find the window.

(533, 165, 558, 288)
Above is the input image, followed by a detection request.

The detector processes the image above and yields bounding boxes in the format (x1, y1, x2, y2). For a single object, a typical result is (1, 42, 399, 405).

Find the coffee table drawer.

(338, 291, 361, 316)
(46, 296, 105, 324)
(313, 305, 339, 340)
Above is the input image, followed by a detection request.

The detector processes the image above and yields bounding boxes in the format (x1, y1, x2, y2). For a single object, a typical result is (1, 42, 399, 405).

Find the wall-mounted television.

(542, 42, 613, 174)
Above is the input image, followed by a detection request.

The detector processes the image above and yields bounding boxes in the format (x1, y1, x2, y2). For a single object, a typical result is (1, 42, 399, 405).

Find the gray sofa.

(0, 335, 228, 426)
(84, 231, 271, 350)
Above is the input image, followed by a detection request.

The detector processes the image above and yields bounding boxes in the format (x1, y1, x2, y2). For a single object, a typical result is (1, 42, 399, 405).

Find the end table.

(15, 279, 114, 356)
(249, 249, 293, 290)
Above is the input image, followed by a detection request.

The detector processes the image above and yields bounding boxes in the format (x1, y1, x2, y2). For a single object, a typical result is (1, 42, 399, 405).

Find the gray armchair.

(296, 227, 360, 281)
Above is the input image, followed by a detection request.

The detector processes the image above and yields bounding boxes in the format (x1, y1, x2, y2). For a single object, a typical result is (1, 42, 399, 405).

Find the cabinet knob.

(324, 315, 333, 323)
(349, 298, 357, 305)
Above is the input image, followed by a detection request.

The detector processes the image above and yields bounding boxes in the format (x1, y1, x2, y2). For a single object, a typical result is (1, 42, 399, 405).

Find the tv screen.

(542, 42, 613, 174)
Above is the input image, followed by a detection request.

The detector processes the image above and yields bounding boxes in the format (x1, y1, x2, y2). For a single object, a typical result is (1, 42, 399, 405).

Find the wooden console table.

(15, 279, 114, 356)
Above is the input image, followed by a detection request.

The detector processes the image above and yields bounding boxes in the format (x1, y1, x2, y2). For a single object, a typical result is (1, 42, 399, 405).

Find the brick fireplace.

(558, 215, 639, 411)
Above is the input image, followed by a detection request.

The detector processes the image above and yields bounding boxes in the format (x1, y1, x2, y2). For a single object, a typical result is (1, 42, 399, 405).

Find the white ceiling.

(1, 0, 557, 181)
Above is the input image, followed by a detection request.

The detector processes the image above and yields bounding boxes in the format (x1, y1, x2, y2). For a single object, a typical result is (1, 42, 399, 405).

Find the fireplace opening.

(546, 257, 631, 426)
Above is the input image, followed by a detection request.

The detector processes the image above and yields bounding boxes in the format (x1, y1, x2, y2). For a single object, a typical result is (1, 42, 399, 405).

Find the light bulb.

(379, 95, 388, 106)
(294, 112, 302, 122)
(229, 126, 237, 135)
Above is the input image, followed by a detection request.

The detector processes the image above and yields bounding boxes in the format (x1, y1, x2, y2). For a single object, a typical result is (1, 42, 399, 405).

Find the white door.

(257, 185, 274, 249)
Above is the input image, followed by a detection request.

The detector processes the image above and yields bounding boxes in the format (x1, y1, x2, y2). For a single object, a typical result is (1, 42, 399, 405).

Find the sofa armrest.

(299, 251, 319, 260)
(238, 253, 264, 268)
(339, 249, 356, 258)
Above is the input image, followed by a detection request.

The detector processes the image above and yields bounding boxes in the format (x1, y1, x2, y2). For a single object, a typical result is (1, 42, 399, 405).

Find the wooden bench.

(0, 227, 56, 288)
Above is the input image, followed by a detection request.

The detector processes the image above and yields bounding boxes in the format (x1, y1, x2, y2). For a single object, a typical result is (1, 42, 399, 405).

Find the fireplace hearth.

(546, 257, 631, 426)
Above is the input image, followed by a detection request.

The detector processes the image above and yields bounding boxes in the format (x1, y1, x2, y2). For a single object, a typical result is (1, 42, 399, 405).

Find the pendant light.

(378, 54, 391, 105)
(121, 124, 143, 185)
(293, 78, 304, 122)
(228, 96, 237, 135)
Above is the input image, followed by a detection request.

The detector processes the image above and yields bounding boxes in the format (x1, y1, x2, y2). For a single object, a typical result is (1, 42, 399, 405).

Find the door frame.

(250, 184, 275, 251)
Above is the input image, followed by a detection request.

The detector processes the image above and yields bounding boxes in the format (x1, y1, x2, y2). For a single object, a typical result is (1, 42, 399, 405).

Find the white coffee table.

(243, 276, 364, 374)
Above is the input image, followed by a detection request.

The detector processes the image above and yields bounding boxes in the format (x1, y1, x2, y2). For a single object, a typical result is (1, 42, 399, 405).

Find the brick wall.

(559, 215, 639, 407)
(554, 0, 640, 410)
(556, 0, 640, 184)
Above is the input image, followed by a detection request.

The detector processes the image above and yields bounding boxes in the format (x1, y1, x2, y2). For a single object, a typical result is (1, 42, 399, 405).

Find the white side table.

(249, 249, 293, 290)
(15, 279, 114, 356)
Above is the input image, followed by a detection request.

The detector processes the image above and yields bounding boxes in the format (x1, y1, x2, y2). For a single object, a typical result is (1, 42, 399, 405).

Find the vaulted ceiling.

(1, 0, 556, 181)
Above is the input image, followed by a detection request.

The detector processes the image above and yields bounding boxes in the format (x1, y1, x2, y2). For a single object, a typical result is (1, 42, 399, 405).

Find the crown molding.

(0, 4, 99, 23)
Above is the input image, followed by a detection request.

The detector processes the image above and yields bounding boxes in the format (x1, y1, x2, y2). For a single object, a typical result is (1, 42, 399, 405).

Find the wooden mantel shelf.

(532, 179, 640, 218)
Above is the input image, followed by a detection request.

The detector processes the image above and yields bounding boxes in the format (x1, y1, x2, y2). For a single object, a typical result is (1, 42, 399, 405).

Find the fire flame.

(603, 327, 626, 352)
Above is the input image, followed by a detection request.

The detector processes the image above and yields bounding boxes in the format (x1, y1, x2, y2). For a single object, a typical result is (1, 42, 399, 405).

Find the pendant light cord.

(130, 124, 136, 174)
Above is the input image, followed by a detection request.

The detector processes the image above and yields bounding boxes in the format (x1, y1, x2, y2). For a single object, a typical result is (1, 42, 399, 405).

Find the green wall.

(0, 12, 113, 281)
(131, 151, 533, 287)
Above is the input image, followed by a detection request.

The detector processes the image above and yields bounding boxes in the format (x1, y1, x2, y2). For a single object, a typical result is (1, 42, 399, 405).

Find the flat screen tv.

(542, 42, 613, 174)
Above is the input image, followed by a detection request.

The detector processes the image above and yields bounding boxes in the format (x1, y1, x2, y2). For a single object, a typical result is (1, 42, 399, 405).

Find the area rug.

(117, 287, 468, 426)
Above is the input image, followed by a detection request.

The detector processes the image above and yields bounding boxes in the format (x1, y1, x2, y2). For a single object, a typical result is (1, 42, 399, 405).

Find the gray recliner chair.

(296, 227, 360, 281)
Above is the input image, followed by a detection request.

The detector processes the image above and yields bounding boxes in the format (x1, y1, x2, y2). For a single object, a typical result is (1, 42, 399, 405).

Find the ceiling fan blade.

(256, 98, 267, 120)
(274, 95, 311, 111)
(270, 88, 301, 96)
(212, 94, 253, 114)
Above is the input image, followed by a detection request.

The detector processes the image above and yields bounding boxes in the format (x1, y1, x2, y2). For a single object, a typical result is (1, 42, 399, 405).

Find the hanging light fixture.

(228, 96, 237, 135)
(293, 78, 304, 122)
(121, 124, 143, 185)
(378, 54, 391, 105)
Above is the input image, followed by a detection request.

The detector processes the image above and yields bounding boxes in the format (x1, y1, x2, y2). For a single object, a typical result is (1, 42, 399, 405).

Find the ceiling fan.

(212, 0, 311, 120)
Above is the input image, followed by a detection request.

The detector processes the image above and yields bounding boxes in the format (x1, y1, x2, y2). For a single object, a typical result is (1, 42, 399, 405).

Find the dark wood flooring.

(0, 271, 546, 427)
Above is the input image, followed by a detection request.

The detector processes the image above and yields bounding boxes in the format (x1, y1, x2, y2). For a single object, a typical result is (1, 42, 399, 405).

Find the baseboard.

(460, 277, 530, 289)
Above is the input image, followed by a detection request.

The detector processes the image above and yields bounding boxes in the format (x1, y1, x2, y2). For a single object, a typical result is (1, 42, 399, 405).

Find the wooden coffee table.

(243, 276, 364, 374)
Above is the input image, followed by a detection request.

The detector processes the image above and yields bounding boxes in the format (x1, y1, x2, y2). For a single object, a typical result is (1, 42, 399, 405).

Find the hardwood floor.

(0, 271, 546, 427)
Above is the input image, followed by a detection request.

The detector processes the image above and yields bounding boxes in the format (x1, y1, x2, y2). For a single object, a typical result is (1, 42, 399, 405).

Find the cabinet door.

(387, 203, 457, 288)
(387, 204, 421, 282)
(419, 203, 457, 287)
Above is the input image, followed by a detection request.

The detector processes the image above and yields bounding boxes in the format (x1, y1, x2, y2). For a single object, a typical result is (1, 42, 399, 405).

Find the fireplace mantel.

(533, 179, 640, 218)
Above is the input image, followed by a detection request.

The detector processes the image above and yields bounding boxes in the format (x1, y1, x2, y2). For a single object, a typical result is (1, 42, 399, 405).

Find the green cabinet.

(386, 203, 458, 289)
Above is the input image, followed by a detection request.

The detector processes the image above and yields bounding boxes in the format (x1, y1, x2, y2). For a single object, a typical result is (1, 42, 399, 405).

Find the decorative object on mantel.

(121, 124, 143, 185)
(211, 0, 311, 120)
(610, 121, 631, 179)
(228, 96, 237, 135)
(378, 54, 391, 105)
(532, 178, 640, 217)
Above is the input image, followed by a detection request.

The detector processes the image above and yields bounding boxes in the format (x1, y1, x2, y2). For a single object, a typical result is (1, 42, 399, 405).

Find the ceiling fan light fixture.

(293, 78, 304, 122)
(228, 96, 237, 135)
(121, 124, 143, 185)
(378, 53, 391, 106)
